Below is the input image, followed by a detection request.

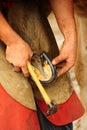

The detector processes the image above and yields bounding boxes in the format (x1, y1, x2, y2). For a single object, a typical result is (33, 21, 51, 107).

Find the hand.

(6, 39, 33, 77)
(52, 41, 77, 77)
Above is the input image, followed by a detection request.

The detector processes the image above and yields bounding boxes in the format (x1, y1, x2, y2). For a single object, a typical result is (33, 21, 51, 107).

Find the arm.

(0, 12, 33, 76)
(49, 0, 77, 76)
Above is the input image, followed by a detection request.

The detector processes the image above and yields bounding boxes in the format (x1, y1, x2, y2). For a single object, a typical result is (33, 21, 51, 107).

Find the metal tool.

(27, 53, 58, 116)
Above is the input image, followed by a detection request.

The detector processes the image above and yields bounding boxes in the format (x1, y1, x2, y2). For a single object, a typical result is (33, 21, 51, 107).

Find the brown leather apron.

(74, 1, 87, 109)
(0, 0, 73, 110)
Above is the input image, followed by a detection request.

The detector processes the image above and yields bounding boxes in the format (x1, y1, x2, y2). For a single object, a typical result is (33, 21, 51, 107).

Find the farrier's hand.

(52, 41, 77, 77)
(6, 40, 33, 77)
(49, 0, 77, 77)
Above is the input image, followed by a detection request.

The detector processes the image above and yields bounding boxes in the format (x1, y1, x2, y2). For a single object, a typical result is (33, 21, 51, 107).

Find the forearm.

(50, 0, 77, 44)
(0, 12, 23, 46)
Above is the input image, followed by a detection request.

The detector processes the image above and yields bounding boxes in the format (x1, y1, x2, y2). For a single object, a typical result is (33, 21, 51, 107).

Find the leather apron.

(74, 1, 87, 109)
(0, 0, 73, 110)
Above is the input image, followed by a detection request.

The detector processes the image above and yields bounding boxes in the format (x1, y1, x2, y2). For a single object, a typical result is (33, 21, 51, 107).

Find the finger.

(14, 66, 21, 72)
(52, 55, 65, 65)
(57, 63, 72, 77)
(21, 66, 29, 77)
(56, 61, 66, 68)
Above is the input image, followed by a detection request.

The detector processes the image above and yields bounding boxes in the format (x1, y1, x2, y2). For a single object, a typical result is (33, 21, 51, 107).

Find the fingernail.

(14, 67, 20, 72)
(52, 60, 55, 65)
(24, 73, 30, 77)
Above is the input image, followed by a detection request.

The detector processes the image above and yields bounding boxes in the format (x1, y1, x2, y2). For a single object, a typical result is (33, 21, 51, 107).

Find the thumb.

(52, 55, 65, 65)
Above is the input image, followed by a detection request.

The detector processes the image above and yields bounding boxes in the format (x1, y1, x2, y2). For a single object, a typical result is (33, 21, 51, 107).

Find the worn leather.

(74, 2, 87, 110)
(0, 42, 36, 110)
(0, 0, 73, 110)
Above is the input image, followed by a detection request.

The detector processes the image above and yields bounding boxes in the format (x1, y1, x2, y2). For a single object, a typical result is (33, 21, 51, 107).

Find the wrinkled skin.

(0, 0, 77, 78)
(6, 39, 33, 77)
